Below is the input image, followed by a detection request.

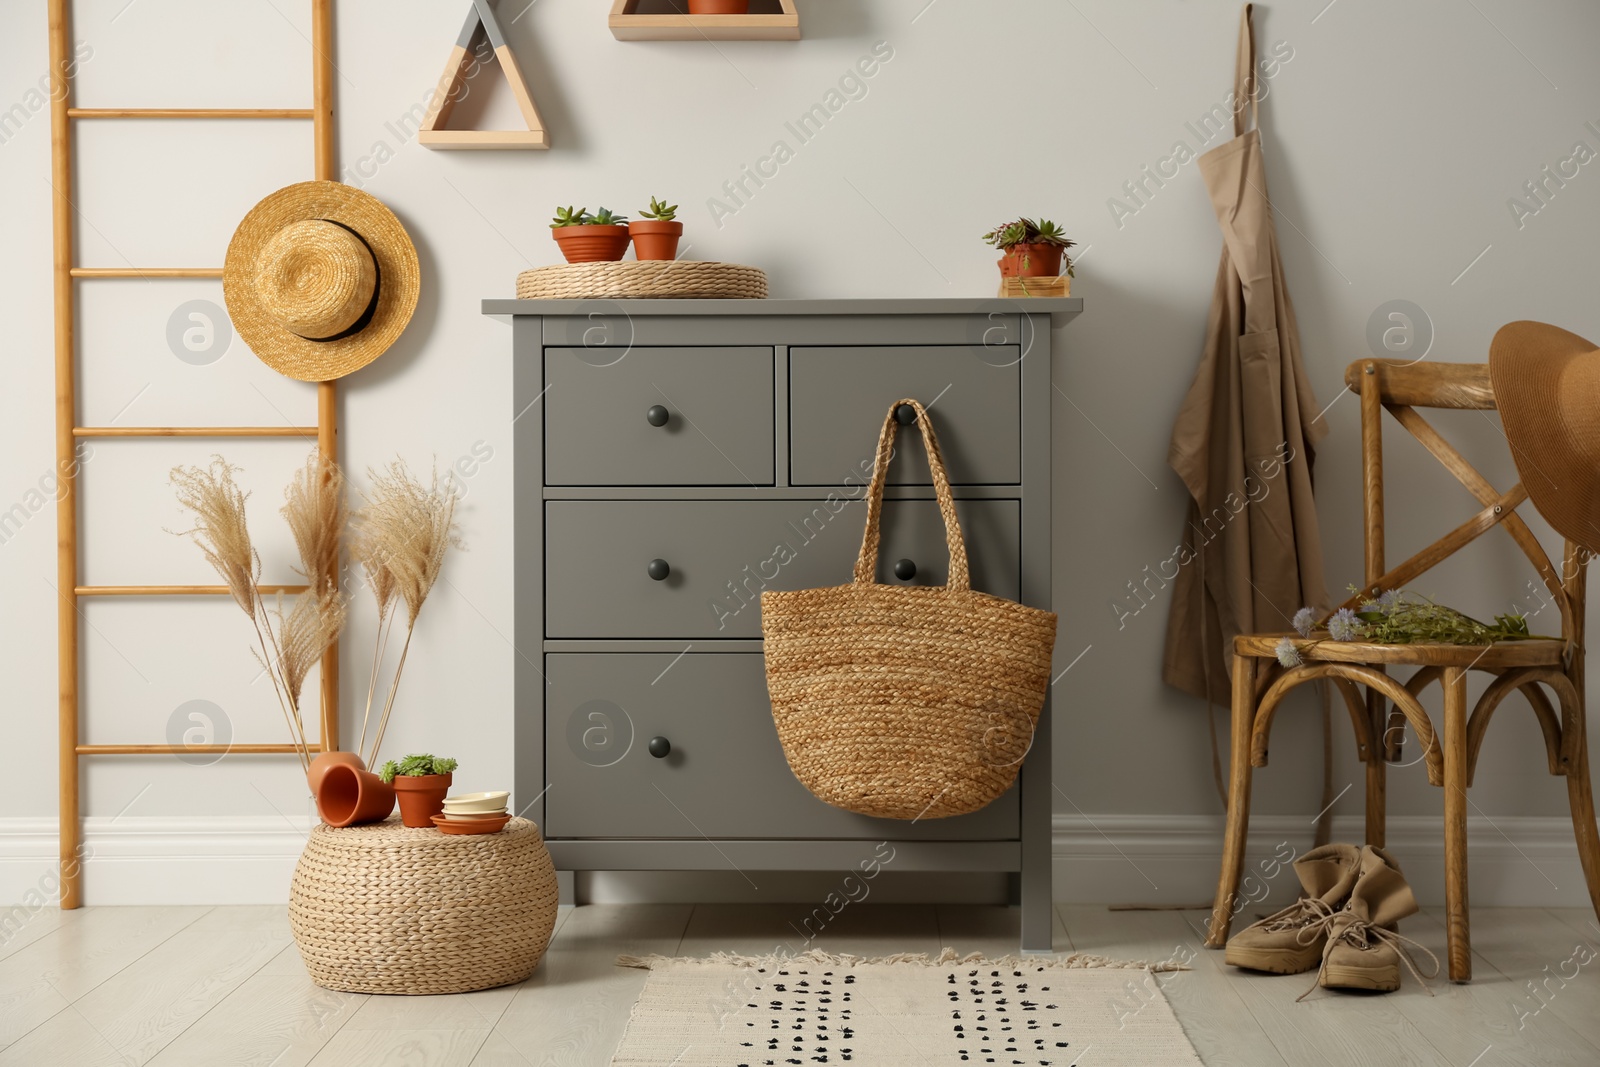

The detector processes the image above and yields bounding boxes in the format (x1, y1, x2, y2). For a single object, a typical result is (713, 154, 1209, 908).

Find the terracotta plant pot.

(998, 243, 1064, 279)
(393, 773, 454, 828)
(315, 763, 396, 828)
(305, 750, 364, 795)
(688, 0, 749, 12)
(552, 224, 631, 264)
(628, 220, 683, 262)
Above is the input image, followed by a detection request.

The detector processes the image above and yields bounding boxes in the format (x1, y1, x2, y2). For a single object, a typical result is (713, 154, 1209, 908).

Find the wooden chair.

(1204, 358, 1600, 983)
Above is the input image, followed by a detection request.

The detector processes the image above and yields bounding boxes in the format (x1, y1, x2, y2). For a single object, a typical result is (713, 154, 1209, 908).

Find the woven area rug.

(609, 948, 1202, 1066)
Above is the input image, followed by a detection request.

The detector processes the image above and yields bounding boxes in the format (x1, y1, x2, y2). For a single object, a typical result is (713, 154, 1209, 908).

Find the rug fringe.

(616, 946, 1188, 973)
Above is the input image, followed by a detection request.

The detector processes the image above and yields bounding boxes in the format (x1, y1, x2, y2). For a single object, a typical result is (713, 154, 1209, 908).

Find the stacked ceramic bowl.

(432, 791, 511, 835)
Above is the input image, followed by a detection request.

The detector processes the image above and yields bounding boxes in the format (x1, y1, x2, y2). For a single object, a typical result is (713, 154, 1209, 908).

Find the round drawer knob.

(895, 403, 917, 426)
(646, 404, 670, 427)
(893, 558, 917, 581)
(648, 736, 671, 759)
(647, 558, 671, 581)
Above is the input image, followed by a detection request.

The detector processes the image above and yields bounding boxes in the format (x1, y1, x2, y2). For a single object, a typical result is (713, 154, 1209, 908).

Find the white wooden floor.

(0, 901, 1595, 1065)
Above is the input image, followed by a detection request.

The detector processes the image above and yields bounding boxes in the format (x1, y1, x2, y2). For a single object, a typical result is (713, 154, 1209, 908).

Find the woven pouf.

(289, 816, 558, 995)
(516, 260, 767, 300)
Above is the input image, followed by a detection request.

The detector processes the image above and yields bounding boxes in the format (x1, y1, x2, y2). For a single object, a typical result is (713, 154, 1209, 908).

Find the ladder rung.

(75, 426, 317, 438)
(71, 268, 223, 279)
(68, 108, 314, 119)
(77, 744, 324, 755)
(76, 584, 309, 597)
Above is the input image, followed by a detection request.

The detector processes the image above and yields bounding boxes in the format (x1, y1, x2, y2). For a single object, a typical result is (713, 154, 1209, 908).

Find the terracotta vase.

(998, 243, 1064, 279)
(688, 0, 749, 12)
(306, 750, 364, 795)
(393, 773, 454, 828)
(315, 763, 395, 828)
(628, 220, 683, 262)
(552, 224, 631, 264)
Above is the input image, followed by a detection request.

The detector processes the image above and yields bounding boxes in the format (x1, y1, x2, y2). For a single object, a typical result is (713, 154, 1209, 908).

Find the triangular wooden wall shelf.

(420, 0, 549, 149)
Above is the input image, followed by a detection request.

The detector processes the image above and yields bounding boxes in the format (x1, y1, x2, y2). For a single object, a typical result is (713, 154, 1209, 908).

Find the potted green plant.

(981, 217, 1076, 279)
(382, 753, 460, 828)
(629, 197, 682, 262)
(551, 205, 631, 264)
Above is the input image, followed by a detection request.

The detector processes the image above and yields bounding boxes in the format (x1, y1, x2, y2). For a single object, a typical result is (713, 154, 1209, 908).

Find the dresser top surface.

(482, 297, 1083, 319)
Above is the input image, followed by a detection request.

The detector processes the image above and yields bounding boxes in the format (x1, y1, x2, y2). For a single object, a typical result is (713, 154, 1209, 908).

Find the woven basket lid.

(224, 181, 420, 382)
(516, 260, 767, 301)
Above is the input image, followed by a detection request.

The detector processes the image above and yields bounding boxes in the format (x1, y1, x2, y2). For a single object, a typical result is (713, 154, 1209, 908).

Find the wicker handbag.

(760, 398, 1058, 820)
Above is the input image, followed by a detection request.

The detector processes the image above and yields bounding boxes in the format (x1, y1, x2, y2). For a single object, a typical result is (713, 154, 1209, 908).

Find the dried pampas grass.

(170, 453, 348, 773)
(350, 460, 461, 766)
(170, 457, 260, 617)
(283, 451, 347, 601)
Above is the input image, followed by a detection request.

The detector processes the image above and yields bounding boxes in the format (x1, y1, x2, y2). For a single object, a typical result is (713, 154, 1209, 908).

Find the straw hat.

(224, 181, 420, 382)
(1489, 320, 1600, 554)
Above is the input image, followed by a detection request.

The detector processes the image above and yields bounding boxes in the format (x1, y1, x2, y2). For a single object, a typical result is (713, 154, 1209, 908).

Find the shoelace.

(1241, 894, 1338, 935)
(1293, 914, 1441, 1001)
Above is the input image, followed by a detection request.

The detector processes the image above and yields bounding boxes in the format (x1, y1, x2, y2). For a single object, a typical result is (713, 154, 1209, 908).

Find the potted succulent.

(551, 205, 631, 264)
(382, 753, 459, 828)
(629, 197, 682, 262)
(981, 217, 1076, 279)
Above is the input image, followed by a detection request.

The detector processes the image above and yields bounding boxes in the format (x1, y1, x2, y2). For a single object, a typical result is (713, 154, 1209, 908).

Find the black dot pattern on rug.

(727, 963, 1099, 1067)
(947, 967, 1070, 1066)
(735, 966, 855, 1066)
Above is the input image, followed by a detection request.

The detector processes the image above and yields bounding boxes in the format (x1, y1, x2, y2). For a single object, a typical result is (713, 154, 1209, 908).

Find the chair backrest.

(1341, 358, 1587, 648)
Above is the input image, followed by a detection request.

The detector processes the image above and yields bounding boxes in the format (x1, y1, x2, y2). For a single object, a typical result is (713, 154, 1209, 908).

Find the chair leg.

(1207, 654, 1258, 948)
(1365, 755, 1387, 849)
(1366, 689, 1388, 848)
(1565, 737, 1600, 926)
(1442, 666, 1472, 983)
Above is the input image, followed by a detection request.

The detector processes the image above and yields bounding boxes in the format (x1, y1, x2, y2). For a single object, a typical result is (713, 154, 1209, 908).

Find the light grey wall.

(2, 0, 1598, 844)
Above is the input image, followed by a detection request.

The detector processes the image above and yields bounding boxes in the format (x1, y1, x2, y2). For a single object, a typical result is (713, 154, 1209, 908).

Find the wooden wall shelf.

(608, 0, 799, 41)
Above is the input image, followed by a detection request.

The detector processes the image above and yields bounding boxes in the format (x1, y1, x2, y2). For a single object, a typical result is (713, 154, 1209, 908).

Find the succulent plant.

(551, 205, 592, 228)
(981, 217, 1077, 277)
(981, 217, 1076, 251)
(640, 196, 678, 221)
(380, 753, 458, 783)
(590, 206, 628, 226)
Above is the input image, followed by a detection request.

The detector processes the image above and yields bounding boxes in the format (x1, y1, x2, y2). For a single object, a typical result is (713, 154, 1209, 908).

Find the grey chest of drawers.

(481, 297, 1081, 951)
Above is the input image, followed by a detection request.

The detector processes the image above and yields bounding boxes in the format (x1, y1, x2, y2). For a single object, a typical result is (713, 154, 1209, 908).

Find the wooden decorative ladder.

(48, 0, 341, 908)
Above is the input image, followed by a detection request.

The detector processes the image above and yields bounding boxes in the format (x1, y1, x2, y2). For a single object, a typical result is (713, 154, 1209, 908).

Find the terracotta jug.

(393, 773, 453, 828)
(316, 763, 395, 827)
(306, 750, 364, 795)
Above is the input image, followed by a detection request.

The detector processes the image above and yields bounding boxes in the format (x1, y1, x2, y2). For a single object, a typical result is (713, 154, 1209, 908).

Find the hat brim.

(1489, 319, 1600, 555)
(224, 181, 420, 382)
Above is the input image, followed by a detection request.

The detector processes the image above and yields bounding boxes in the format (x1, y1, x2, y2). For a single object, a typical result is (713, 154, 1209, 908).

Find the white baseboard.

(0, 814, 1591, 908)
(1052, 813, 1593, 909)
(0, 816, 313, 907)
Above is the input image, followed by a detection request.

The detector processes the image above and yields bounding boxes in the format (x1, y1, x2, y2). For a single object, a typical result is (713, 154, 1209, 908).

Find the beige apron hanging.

(1163, 3, 1330, 708)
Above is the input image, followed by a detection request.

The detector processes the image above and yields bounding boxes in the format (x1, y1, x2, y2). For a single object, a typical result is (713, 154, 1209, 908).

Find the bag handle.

(852, 398, 971, 592)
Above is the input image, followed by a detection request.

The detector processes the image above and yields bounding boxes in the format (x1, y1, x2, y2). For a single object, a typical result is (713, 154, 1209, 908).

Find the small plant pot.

(316, 763, 396, 828)
(393, 773, 454, 828)
(628, 220, 683, 262)
(552, 224, 631, 264)
(305, 750, 364, 795)
(688, 0, 749, 12)
(998, 243, 1064, 279)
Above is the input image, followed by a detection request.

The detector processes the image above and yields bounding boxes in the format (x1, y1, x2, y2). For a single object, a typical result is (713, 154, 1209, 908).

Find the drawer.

(789, 346, 1020, 485)
(543, 653, 1019, 840)
(545, 498, 1020, 639)
(544, 347, 774, 485)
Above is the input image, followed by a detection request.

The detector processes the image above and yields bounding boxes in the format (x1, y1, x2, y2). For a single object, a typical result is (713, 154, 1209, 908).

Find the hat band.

(297, 219, 381, 343)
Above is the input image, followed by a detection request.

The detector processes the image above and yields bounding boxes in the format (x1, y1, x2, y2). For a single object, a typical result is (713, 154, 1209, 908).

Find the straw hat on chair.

(223, 180, 420, 382)
(1490, 320, 1600, 555)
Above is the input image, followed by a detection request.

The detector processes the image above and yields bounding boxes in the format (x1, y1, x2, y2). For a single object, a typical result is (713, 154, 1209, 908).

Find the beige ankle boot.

(1299, 845, 1440, 998)
(1225, 843, 1361, 974)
